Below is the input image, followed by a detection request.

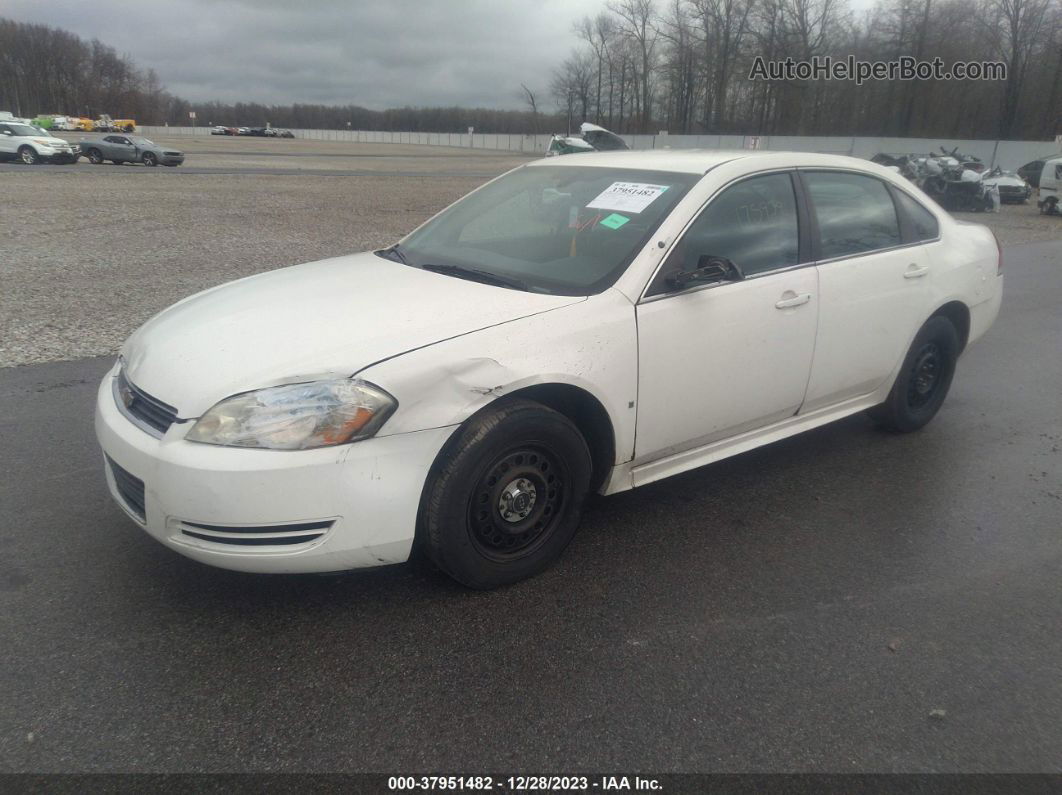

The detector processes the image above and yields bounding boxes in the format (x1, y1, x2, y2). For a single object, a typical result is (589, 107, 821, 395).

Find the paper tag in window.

(587, 182, 669, 214)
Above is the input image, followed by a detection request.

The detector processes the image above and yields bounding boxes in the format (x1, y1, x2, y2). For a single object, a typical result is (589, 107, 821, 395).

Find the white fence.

(138, 126, 1058, 170)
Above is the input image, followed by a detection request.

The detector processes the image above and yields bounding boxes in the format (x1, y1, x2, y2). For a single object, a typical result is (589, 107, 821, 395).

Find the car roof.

(525, 149, 898, 176)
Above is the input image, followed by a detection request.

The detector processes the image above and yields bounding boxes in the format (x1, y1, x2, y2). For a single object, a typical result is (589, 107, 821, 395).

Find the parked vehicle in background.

(0, 122, 80, 163)
(210, 126, 229, 135)
(547, 122, 629, 157)
(1018, 156, 1059, 188)
(92, 115, 136, 133)
(981, 168, 1031, 203)
(95, 150, 1002, 588)
(276, 129, 295, 138)
(1036, 157, 1062, 214)
(237, 127, 250, 135)
(79, 134, 184, 166)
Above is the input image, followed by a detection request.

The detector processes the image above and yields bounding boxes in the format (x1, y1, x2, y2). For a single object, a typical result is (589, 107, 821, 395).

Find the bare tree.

(608, 0, 660, 131)
(521, 83, 540, 133)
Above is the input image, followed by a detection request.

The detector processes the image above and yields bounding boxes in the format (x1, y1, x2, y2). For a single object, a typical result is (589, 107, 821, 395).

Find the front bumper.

(42, 147, 79, 163)
(159, 154, 184, 166)
(94, 365, 455, 573)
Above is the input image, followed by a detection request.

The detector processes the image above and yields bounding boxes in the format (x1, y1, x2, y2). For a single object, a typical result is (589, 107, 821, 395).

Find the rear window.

(803, 171, 901, 259)
(892, 190, 939, 242)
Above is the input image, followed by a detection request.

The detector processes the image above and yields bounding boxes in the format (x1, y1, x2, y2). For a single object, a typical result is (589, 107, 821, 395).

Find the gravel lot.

(0, 139, 530, 367)
(1, 137, 1057, 367)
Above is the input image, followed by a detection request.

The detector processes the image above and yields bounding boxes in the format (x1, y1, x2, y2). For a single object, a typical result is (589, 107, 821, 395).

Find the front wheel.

(869, 316, 960, 433)
(142, 152, 158, 167)
(422, 399, 592, 589)
(18, 146, 39, 165)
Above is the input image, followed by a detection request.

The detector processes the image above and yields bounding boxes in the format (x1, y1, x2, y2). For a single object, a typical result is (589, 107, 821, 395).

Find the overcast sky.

(6, 0, 611, 110)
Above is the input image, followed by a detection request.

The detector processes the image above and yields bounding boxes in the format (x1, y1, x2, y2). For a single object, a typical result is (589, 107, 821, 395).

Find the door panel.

(635, 267, 819, 463)
(803, 247, 932, 411)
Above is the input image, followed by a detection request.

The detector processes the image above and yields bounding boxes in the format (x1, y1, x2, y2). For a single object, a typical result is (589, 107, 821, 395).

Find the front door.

(634, 171, 819, 463)
(0, 125, 16, 157)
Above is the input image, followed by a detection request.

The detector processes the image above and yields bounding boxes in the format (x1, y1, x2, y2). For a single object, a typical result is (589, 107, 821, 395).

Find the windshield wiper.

(375, 244, 409, 264)
(420, 263, 530, 291)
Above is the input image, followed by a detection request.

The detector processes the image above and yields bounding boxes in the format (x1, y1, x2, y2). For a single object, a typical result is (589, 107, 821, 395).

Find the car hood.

(121, 252, 583, 417)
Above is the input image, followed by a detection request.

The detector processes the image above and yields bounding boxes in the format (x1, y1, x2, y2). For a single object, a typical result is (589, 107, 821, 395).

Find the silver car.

(79, 134, 184, 167)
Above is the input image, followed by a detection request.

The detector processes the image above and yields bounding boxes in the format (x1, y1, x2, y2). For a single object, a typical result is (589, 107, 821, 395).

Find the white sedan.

(96, 151, 1003, 588)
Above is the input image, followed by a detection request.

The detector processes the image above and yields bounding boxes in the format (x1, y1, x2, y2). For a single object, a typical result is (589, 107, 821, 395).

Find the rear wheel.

(18, 146, 39, 165)
(869, 316, 960, 433)
(86, 148, 103, 164)
(423, 399, 592, 589)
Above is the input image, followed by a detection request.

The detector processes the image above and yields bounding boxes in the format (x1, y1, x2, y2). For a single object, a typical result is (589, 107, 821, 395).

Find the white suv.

(0, 122, 80, 164)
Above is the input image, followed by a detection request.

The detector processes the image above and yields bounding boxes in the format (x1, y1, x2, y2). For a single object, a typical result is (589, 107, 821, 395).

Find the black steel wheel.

(423, 398, 592, 589)
(468, 445, 569, 563)
(869, 315, 960, 433)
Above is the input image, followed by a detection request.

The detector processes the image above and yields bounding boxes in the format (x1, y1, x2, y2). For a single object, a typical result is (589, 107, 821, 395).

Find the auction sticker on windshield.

(587, 182, 669, 213)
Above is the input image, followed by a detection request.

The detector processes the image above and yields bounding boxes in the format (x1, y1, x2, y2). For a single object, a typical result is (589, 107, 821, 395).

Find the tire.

(142, 152, 158, 167)
(18, 146, 39, 165)
(87, 148, 103, 164)
(869, 316, 960, 433)
(111, 160, 124, 165)
(422, 398, 592, 589)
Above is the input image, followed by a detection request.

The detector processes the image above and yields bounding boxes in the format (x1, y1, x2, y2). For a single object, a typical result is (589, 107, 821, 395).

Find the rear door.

(799, 170, 936, 412)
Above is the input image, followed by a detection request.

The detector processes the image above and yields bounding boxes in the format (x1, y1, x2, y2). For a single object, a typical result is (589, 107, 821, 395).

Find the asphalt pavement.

(0, 242, 1060, 773)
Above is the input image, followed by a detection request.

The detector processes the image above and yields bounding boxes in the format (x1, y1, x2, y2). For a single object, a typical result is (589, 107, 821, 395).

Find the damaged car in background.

(871, 147, 999, 212)
(981, 167, 1031, 203)
(546, 122, 629, 157)
(96, 150, 1002, 589)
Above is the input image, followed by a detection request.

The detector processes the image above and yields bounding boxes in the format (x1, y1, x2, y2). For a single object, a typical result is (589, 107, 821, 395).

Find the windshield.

(396, 165, 699, 295)
(7, 124, 43, 137)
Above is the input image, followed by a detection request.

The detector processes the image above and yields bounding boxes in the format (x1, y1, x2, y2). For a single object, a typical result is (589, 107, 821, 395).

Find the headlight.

(186, 379, 396, 450)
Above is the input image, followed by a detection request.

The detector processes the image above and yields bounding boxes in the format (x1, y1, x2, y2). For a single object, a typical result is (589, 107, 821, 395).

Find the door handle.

(775, 292, 812, 309)
(904, 264, 930, 279)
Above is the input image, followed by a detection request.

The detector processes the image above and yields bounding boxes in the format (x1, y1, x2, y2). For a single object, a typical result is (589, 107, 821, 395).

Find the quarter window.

(660, 172, 800, 283)
(803, 171, 901, 259)
(892, 189, 939, 241)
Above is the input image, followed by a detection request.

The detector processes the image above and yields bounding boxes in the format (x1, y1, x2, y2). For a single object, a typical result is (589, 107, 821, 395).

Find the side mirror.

(666, 255, 744, 289)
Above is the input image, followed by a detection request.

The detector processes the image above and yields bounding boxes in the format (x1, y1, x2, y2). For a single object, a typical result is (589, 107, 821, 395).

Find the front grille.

(164, 151, 181, 156)
(116, 370, 178, 436)
(998, 185, 1025, 195)
(177, 519, 334, 547)
(107, 456, 146, 521)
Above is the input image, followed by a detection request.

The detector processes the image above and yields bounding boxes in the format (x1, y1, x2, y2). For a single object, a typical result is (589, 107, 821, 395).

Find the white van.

(1036, 156, 1062, 214)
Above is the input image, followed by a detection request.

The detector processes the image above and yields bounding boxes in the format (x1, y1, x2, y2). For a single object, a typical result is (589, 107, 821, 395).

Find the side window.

(892, 189, 939, 241)
(103, 136, 117, 143)
(660, 172, 800, 284)
(803, 171, 901, 259)
(0, 125, 9, 135)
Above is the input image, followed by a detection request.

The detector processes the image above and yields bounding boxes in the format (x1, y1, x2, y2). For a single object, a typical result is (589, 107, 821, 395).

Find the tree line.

(545, 0, 1062, 139)
(3, 4, 1060, 140)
